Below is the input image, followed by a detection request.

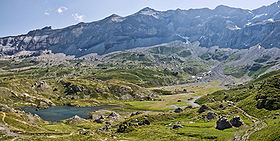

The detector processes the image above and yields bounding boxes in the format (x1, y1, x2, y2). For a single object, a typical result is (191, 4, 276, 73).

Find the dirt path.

(0, 112, 21, 140)
(232, 105, 267, 141)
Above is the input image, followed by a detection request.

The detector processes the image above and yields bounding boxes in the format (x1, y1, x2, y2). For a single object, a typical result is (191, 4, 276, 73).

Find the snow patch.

(111, 16, 125, 22)
(246, 22, 252, 26)
(140, 10, 159, 18)
(227, 25, 241, 30)
(252, 13, 267, 20)
(266, 18, 274, 22)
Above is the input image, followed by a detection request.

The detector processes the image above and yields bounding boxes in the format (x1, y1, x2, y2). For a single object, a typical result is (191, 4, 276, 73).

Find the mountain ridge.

(1, 1, 280, 57)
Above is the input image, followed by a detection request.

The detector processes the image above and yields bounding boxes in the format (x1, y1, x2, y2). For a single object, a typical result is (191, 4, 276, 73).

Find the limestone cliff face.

(1, 2, 280, 57)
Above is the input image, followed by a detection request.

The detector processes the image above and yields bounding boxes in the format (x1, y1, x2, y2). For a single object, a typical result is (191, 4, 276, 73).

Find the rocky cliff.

(1, 1, 280, 57)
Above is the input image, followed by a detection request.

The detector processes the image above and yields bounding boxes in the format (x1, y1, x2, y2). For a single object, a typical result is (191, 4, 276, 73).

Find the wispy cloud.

(72, 13, 85, 22)
(57, 6, 68, 14)
(44, 11, 50, 16)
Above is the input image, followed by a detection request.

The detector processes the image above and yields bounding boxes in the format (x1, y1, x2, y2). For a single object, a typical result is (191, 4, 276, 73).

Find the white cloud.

(57, 6, 68, 14)
(72, 13, 85, 22)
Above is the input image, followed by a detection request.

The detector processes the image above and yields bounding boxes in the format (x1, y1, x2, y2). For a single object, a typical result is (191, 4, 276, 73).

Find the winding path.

(232, 105, 267, 141)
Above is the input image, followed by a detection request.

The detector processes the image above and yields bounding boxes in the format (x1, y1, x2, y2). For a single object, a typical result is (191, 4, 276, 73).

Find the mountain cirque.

(1, 2, 280, 57)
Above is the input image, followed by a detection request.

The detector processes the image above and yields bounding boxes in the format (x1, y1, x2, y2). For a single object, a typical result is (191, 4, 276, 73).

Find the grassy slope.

(196, 70, 280, 141)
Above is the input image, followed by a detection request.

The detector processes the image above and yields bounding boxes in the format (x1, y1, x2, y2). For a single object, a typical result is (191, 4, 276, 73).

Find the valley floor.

(1, 80, 274, 141)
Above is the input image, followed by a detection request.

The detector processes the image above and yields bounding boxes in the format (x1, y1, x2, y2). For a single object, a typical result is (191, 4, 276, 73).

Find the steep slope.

(1, 2, 280, 57)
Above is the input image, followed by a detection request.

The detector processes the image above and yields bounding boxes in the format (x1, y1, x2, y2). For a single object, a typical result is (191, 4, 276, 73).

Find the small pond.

(21, 105, 114, 121)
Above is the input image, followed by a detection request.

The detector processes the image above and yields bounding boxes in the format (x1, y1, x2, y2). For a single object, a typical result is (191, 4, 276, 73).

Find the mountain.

(1, 2, 280, 57)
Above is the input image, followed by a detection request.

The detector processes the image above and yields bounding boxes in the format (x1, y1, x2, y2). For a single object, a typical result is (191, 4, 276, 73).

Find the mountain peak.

(139, 7, 156, 12)
(136, 7, 159, 18)
(215, 5, 235, 10)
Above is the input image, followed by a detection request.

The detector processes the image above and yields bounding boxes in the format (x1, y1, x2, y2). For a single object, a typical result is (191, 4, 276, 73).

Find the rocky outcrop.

(66, 115, 87, 124)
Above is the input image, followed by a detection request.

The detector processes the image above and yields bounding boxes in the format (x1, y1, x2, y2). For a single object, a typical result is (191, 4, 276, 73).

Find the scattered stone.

(198, 105, 211, 113)
(216, 117, 232, 130)
(38, 80, 50, 89)
(177, 100, 182, 102)
(184, 106, 193, 109)
(97, 124, 111, 132)
(174, 108, 183, 113)
(206, 112, 217, 120)
(173, 124, 184, 129)
(249, 85, 254, 89)
(117, 123, 128, 133)
(130, 111, 143, 117)
(274, 112, 280, 116)
(78, 129, 89, 135)
(138, 117, 150, 126)
(105, 121, 111, 125)
(94, 116, 104, 123)
(107, 112, 119, 118)
(219, 104, 226, 109)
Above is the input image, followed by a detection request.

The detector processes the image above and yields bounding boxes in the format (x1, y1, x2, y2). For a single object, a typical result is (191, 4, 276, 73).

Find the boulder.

(66, 115, 87, 124)
(230, 116, 243, 127)
(173, 124, 184, 129)
(174, 108, 183, 113)
(97, 124, 111, 132)
(117, 123, 128, 133)
(219, 104, 226, 109)
(216, 117, 232, 130)
(184, 106, 193, 109)
(138, 117, 150, 126)
(107, 112, 119, 118)
(94, 116, 104, 123)
(206, 112, 217, 120)
(130, 111, 143, 117)
(198, 105, 211, 113)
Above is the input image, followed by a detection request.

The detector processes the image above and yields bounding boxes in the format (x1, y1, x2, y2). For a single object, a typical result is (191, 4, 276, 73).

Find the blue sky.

(0, 0, 278, 37)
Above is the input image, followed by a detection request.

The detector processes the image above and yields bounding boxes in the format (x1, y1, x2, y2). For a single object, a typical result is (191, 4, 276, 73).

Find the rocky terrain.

(1, 1, 280, 57)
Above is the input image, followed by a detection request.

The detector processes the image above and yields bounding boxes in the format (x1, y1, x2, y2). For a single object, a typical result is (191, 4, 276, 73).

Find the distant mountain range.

(1, 1, 280, 57)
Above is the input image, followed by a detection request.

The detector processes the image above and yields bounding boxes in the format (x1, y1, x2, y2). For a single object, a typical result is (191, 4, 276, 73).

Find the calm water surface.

(21, 105, 114, 121)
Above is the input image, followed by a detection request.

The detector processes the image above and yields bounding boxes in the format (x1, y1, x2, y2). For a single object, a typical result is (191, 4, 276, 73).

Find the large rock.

(94, 116, 105, 123)
(117, 123, 128, 133)
(198, 105, 212, 113)
(130, 111, 143, 117)
(216, 117, 232, 130)
(66, 115, 87, 124)
(174, 108, 183, 113)
(138, 117, 150, 126)
(230, 116, 244, 127)
(107, 112, 119, 118)
(173, 124, 184, 129)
